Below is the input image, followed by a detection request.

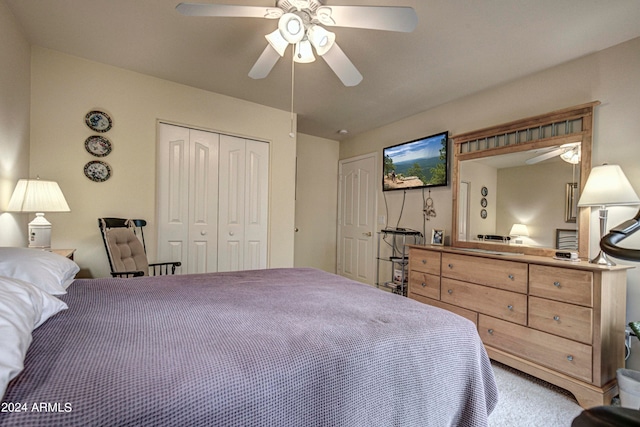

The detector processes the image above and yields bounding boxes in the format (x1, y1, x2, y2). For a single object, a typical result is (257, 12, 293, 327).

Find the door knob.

(200, 230, 207, 236)
(363, 232, 372, 237)
(229, 231, 234, 236)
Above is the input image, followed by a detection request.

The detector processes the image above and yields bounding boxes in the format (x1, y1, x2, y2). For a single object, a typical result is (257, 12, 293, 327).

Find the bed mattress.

(1, 268, 497, 426)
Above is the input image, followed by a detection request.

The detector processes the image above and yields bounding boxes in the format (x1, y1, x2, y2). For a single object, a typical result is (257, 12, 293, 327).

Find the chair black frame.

(98, 217, 181, 278)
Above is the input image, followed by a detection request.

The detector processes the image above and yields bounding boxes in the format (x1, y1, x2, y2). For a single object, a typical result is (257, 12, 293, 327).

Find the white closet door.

(244, 139, 269, 270)
(218, 135, 269, 271)
(218, 135, 245, 272)
(187, 129, 219, 273)
(158, 124, 219, 274)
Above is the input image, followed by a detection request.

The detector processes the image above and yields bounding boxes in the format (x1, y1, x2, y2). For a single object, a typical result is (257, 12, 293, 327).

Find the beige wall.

(0, 1, 30, 246)
(29, 47, 296, 278)
(294, 133, 339, 272)
(341, 36, 640, 367)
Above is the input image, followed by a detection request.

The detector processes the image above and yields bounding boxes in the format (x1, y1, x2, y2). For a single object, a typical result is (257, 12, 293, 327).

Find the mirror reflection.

(458, 146, 580, 250)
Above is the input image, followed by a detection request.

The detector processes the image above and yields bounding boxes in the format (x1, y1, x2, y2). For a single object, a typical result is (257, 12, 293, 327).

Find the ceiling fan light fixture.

(265, 29, 289, 56)
(294, 39, 316, 63)
(560, 146, 581, 164)
(316, 6, 335, 26)
(264, 8, 284, 19)
(278, 13, 305, 43)
(307, 25, 335, 56)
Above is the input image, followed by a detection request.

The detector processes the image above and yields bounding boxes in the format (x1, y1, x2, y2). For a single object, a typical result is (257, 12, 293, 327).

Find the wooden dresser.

(407, 245, 632, 408)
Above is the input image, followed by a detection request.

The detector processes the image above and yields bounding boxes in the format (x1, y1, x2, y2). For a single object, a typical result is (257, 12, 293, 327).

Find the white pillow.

(0, 275, 68, 400)
(0, 247, 79, 295)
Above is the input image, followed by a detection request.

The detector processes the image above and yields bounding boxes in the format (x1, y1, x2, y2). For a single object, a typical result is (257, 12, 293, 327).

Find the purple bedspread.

(1, 268, 497, 426)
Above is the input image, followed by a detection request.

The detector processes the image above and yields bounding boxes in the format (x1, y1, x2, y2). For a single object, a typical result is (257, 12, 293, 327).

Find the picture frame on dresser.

(431, 229, 444, 245)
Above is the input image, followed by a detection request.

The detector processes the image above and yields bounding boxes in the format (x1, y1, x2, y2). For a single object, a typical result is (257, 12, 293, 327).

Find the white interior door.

(218, 135, 269, 271)
(157, 123, 219, 274)
(337, 153, 377, 284)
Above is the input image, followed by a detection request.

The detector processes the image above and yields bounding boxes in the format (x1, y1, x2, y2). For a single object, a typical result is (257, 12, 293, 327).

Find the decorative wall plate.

(481, 186, 488, 196)
(84, 160, 112, 182)
(84, 135, 112, 157)
(481, 197, 487, 207)
(85, 110, 112, 132)
(480, 209, 487, 219)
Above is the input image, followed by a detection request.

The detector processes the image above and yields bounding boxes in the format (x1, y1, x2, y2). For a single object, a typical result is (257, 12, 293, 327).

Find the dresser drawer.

(409, 248, 441, 275)
(479, 315, 592, 383)
(409, 293, 478, 326)
(409, 271, 440, 300)
(441, 278, 527, 325)
(529, 296, 593, 344)
(441, 253, 528, 293)
(529, 265, 593, 307)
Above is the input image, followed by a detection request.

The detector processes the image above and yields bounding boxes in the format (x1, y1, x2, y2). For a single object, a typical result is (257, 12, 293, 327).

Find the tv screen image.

(383, 131, 449, 191)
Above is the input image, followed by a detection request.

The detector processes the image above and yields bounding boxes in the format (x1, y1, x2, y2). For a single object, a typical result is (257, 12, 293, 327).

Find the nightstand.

(51, 249, 76, 260)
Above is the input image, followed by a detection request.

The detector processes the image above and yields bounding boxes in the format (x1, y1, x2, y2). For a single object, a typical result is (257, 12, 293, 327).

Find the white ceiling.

(6, 0, 640, 141)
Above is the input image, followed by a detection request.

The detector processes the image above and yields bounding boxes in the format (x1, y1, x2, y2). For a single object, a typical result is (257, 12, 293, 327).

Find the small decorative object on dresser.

(431, 229, 444, 245)
(407, 244, 632, 409)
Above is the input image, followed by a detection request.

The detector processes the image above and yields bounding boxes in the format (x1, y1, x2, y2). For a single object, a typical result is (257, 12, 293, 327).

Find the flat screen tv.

(383, 131, 449, 191)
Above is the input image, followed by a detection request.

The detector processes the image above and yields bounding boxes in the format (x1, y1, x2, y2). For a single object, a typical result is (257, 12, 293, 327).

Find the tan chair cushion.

(105, 228, 149, 276)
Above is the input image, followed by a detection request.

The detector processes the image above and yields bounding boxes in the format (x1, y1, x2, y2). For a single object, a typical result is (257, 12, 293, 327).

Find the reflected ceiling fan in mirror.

(176, 1, 418, 86)
(525, 142, 581, 165)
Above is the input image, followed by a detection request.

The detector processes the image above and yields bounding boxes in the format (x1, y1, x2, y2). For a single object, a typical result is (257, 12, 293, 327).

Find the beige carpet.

(489, 361, 584, 426)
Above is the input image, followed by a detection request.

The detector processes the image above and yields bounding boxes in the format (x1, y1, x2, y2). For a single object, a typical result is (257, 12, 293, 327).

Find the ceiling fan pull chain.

(289, 53, 296, 138)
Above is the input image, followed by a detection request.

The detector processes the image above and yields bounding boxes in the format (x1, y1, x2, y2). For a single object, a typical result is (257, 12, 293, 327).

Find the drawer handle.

(421, 282, 427, 288)
(554, 281, 561, 288)
(488, 329, 494, 335)
(554, 315, 560, 321)
(507, 304, 513, 311)
(448, 263, 453, 269)
(508, 274, 514, 280)
(421, 259, 427, 264)
(567, 355, 574, 362)
(447, 289, 453, 295)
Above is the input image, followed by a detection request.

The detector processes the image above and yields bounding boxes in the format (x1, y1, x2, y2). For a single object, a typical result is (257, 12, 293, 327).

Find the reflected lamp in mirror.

(509, 223, 529, 245)
(509, 223, 530, 237)
(7, 178, 70, 249)
(577, 164, 640, 266)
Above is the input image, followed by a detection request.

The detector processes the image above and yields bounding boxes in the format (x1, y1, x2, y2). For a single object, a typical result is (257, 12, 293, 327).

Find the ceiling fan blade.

(321, 43, 363, 87)
(176, 3, 282, 19)
(249, 45, 281, 80)
(316, 5, 418, 32)
(525, 147, 564, 165)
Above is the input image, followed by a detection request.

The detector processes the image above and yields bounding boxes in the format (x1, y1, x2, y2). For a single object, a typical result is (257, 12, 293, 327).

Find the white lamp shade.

(307, 25, 335, 56)
(278, 13, 305, 44)
(7, 179, 70, 212)
(294, 40, 316, 63)
(577, 164, 640, 207)
(265, 29, 289, 57)
(509, 223, 529, 237)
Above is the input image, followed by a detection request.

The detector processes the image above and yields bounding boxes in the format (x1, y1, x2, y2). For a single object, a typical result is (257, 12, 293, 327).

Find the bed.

(0, 248, 497, 426)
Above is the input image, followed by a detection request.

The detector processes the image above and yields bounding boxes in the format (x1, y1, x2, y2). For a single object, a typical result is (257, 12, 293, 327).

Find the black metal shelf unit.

(375, 228, 422, 296)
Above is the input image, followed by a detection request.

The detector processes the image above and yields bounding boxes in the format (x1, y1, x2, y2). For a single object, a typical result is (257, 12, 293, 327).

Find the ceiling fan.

(525, 142, 581, 165)
(176, 1, 418, 87)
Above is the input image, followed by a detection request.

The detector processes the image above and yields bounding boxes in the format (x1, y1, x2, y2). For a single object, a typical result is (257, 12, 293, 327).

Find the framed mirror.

(451, 102, 599, 258)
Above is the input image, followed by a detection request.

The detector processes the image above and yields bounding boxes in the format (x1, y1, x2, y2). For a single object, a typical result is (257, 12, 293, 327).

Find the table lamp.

(577, 164, 640, 266)
(509, 223, 529, 245)
(7, 178, 71, 249)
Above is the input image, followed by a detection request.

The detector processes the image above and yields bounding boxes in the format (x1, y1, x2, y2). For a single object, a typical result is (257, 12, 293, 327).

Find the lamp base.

(28, 213, 52, 249)
(589, 250, 616, 266)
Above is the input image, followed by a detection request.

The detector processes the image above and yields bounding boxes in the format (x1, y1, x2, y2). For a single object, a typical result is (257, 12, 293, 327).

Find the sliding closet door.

(157, 124, 219, 274)
(218, 135, 269, 271)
